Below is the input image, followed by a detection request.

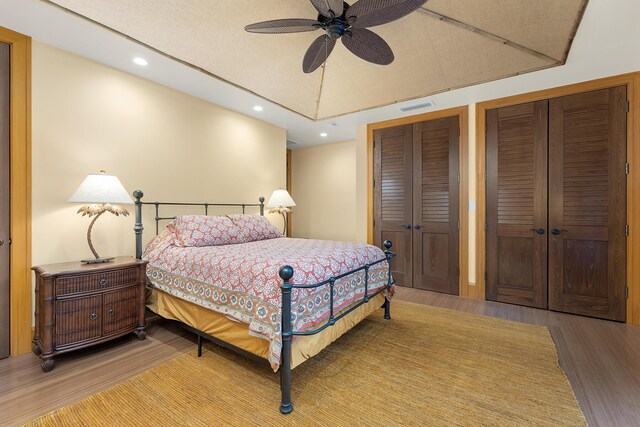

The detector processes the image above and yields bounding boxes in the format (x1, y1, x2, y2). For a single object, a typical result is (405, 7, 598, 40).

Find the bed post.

(134, 190, 144, 260)
(383, 240, 393, 320)
(278, 265, 294, 414)
(259, 196, 265, 216)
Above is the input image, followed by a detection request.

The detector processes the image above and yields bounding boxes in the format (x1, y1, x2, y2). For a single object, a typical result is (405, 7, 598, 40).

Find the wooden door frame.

(286, 148, 292, 237)
(476, 72, 640, 326)
(0, 27, 32, 355)
(367, 106, 470, 296)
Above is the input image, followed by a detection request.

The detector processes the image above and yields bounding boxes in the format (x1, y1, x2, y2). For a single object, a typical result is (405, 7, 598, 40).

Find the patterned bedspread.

(143, 232, 392, 370)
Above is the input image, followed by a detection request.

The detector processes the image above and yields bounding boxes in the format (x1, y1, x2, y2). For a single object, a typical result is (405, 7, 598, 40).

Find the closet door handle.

(530, 228, 545, 235)
(403, 224, 412, 229)
(414, 224, 422, 230)
(551, 228, 568, 235)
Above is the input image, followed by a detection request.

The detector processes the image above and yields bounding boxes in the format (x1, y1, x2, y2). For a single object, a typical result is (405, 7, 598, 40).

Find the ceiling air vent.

(399, 100, 435, 112)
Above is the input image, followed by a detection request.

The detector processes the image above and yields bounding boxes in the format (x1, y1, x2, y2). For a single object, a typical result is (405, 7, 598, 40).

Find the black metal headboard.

(133, 190, 265, 259)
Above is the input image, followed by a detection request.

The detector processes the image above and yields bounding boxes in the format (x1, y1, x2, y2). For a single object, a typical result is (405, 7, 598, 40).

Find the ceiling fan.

(245, 0, 428, 73)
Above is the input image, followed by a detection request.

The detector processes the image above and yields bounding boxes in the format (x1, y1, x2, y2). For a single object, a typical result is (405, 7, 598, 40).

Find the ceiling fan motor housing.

(326, 19, 346, 39)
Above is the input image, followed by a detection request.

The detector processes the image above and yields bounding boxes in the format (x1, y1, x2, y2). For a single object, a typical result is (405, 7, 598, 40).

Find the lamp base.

(81, 257, 115, 264)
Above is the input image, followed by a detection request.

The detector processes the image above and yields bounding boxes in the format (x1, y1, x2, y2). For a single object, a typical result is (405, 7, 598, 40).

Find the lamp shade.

(68, 171, 134, 204)
(267, 189, 296, 208)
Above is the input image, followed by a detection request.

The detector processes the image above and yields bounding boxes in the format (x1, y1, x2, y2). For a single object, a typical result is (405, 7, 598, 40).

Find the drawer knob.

(89, 313, 97, 321)
(99, 278, 108, 286)
(108, 309, 115, 316)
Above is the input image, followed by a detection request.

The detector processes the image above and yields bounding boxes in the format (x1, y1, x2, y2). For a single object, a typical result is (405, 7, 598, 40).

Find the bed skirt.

(146, 287, 385, 370)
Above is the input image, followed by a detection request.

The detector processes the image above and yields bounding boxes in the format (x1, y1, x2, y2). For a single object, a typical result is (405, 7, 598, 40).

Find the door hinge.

(484, 172, 487, 181)
(457, 221, 460, 231)
(626, 100, 630, 113)
(625, 286, 629, 299)
(457, 173, 460, 183)
(373, 219, 376, 227)
(458, 127, 461, 137)
(625, 224, 629, 237)
(626, 162, 630, 175)
(373, 178, 376, 188)
(484, 222, 488, 231)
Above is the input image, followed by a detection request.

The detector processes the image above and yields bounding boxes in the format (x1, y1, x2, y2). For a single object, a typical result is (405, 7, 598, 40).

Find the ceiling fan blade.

(303, 35, 336, 73)
(309, 0, 344, 18)
(245, 18, 320, 34)
(342, 28, 394, 65)
(347, 0, 428, 28)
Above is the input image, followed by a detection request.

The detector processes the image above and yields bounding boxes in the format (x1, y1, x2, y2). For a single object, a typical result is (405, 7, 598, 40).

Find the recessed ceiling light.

(252, 105, 263, 112)
(320, 132, 328, 137)
(132, 57, 148, 66)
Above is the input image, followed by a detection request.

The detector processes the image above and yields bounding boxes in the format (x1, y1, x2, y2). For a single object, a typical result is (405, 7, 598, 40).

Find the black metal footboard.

(277, 241, 396, 414)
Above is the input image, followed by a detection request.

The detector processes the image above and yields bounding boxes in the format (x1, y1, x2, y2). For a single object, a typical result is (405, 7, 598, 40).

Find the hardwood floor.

(0, 320, 195, 427)
(1, 289, 639, 426)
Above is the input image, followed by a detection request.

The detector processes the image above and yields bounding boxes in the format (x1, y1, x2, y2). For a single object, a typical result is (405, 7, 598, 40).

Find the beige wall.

(290, 140, 357, 242)
(32, 41, 286, 268)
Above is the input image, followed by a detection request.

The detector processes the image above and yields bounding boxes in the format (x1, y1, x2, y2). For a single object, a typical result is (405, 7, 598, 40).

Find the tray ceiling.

(46, 0, 587, 121)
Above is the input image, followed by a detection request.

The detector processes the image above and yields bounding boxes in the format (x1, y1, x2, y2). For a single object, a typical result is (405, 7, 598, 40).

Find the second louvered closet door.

(413, 117, 460, 294)
(548, 87, 627, 320)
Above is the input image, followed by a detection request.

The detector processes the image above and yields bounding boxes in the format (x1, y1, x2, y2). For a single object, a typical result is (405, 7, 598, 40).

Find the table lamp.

(267, 189, 296, 235)
(68, 170, 133, 263)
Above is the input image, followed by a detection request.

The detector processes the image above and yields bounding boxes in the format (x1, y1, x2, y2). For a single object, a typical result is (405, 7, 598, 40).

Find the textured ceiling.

(46, 0, 587, 120)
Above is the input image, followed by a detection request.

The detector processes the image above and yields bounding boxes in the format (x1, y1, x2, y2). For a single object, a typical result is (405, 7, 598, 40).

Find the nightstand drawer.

(55, 267, 138, 296)
(103, 286, 138, 335)
(55, 295, 102, 348)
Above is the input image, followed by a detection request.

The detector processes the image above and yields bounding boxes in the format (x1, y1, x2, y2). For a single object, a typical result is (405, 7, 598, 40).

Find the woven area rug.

(28, 301, 586, 426)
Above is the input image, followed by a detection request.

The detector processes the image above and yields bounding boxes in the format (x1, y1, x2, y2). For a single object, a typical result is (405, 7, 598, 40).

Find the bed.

(133, 190, 395, 414)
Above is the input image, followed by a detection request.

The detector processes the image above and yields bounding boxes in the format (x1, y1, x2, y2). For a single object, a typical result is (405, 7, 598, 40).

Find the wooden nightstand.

(32, 256, 148, 372)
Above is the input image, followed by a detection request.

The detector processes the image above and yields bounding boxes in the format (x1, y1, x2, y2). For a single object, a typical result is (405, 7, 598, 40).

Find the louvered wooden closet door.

(486, 101, 548, 308)
(373, 125, 413, 287)
(548, 87, 627, 321)
(412, 117, 459, 294)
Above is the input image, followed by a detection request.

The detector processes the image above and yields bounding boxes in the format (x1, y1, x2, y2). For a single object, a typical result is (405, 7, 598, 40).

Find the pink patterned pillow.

(227, 214, 282, 242)
(167, 215, 244, 247)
